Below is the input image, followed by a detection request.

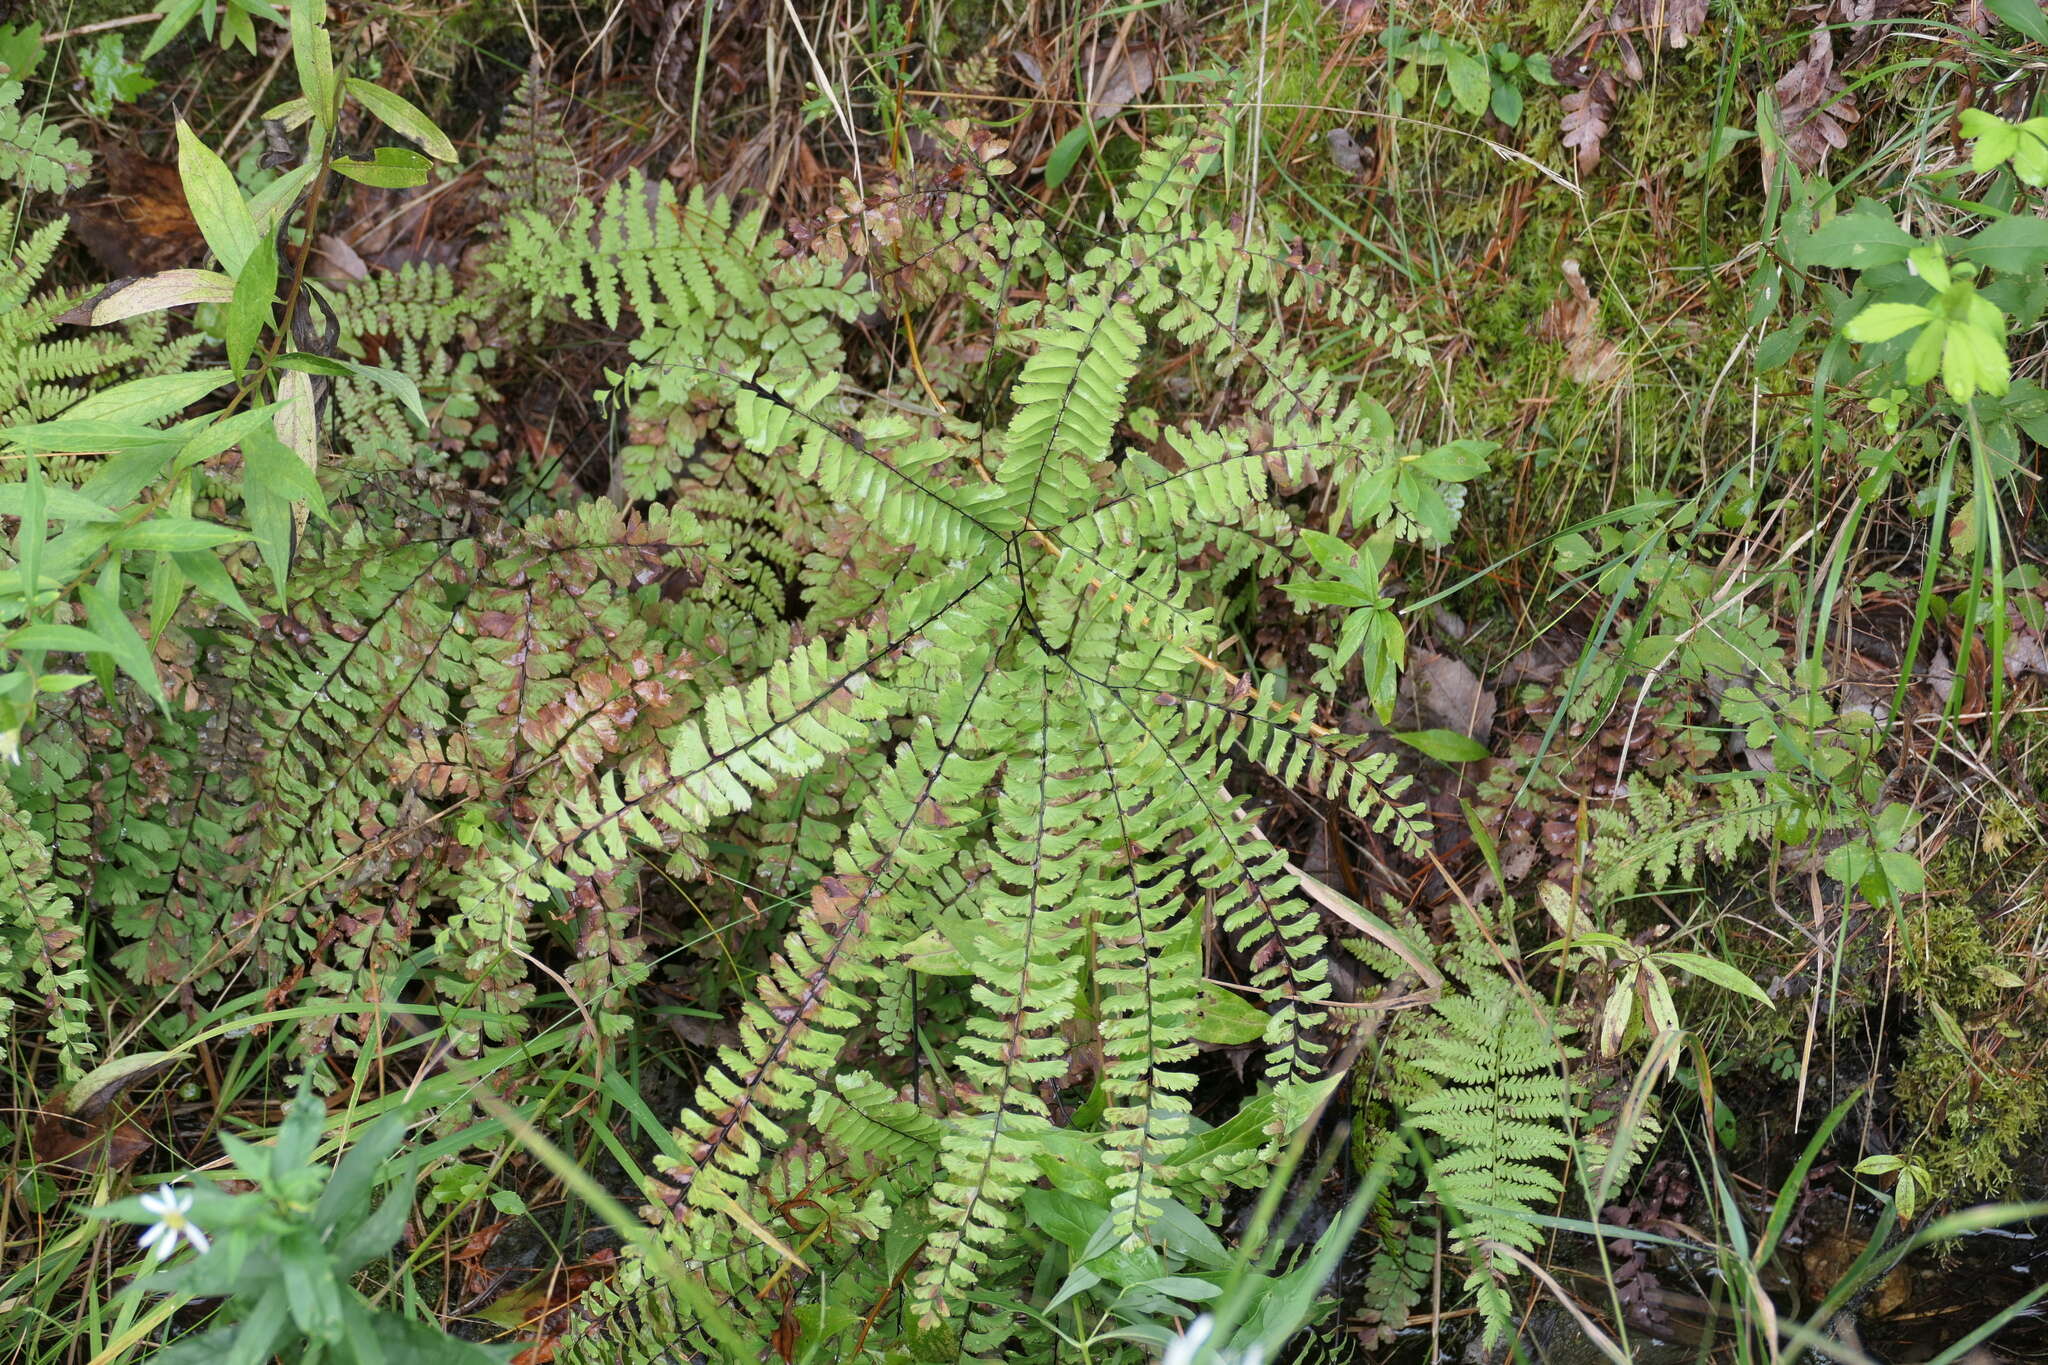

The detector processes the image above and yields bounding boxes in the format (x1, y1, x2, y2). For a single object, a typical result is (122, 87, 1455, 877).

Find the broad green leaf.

(1409, 438, 1495, 480)
(277, 352, 426, 423)
(1044, 121, 1093, 190)
(314, 1112, 409, 1238)
(171, 549, 257, 622)
(6, 623, 112, 653)
(1490, 78, 1522, 127)
(247, 161, 316, 236)
(291, 0, 337, 120)
(1655, 951, 1772, 1004)
(1442, 44, 1490, 119)
(1795, 202, 1915, 270)
(79, 563, 166, 709)
(1285, 579, 1376, 607)
(331, 146, 432, 189)
(148, 545, 187, 641)
(110, 518, 248, 552)
(0, 484, 119, 521)
(0, 419, 182, 453)
(1842, 302, 1932, 343)
(1957, 214, 2048, 273)
(279, 1234, 345, 1342)
(175, 120, 258, 276)
(1987, 0, 2048, 43)
(1192, 980, 1270, 1045)
(1755, 318, 1811, 370)
(1392, 728, 1489, 762)
(242, 426, 321, 594)
(344, 77, 457, 161)
(66, 370, 235, 425)
(226, 234, 278, 376)
(82, 268, 235, 325)
(174, 404, 284, 474)
(141, 0, 203, 58)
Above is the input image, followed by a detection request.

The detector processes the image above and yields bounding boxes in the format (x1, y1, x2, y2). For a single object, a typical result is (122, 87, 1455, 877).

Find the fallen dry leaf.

(1560, 72, 1618, 176)
(65, 149, 204, 276)
(1082, 41, 1158, 123)
(1402, 648, 1497, 746)
(1772, 28, 1859, 172)
(1535, 258, 1627, 387)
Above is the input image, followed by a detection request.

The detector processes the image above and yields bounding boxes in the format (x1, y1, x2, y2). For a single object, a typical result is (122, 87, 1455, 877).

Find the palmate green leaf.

(1962, 108, 2021, 172)
(1904, 317, 1947, 385)
(1944, 317, 2011, 399)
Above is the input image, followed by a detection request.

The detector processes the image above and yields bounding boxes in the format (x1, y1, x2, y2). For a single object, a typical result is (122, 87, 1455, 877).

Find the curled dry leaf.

(1560, 72, 1618, 176)
(1655, 0, 1711, 47)
(1534, 258, 1627, 387)
(1773, 28, 1859, 172)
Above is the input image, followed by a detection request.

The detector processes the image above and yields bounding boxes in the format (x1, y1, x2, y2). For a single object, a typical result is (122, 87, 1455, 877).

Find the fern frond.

(0, 81, 89, 194)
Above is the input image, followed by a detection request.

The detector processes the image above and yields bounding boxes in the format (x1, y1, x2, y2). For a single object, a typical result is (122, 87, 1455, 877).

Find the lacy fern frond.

(0, 81, 89, 194)
(1397, 935, 1580, 1347)
(0, 779, 90, 1072)
(1591, 776, 1773, 899)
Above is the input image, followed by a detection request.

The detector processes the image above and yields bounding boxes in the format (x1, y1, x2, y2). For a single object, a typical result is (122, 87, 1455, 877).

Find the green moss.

(1892, 895, 2048, 1199)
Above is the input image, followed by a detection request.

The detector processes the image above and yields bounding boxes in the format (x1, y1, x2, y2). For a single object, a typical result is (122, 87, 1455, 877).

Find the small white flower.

(1162, 1315, 1215, 1365)
(136, 1185, 210, 1262)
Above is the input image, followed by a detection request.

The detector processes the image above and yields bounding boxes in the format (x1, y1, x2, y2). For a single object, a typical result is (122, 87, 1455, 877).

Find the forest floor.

(9, 0, 2048, 1362)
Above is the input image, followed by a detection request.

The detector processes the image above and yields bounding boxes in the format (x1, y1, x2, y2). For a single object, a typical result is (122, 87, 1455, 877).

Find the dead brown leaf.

(65, 149, 204, 276)
(1534, 258, 1627, 387)
(1083, 41, 1158, 123)
(1560, 72, 1618, 176)
(1772, 28, 1859, 172)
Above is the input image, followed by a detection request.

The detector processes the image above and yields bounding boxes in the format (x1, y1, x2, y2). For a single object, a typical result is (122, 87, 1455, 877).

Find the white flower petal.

(138, 1224, 165, 1248)
(1163, 1315, 1215, 1365)
(152, 1233, 177, 1262)
(182, 1225, 210, 1255)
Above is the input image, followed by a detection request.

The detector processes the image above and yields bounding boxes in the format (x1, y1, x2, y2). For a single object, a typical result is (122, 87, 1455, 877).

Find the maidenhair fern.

(0, 81, 1461, 1357)
(0, 780, 89, 1070)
